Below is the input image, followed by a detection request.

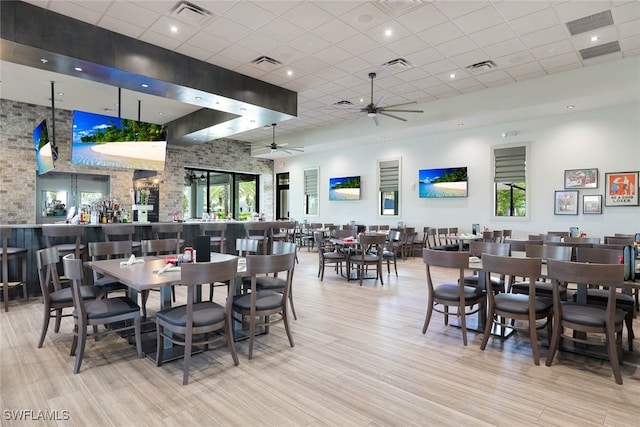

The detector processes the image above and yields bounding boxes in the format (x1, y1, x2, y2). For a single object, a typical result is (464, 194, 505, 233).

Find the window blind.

(494, 146, 526, 182)
(304, 169, 318, 196)
(379, 160, 399, 191)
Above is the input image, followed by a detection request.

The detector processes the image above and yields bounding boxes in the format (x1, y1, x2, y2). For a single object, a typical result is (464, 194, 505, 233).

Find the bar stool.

(42, 225, 87, 261)
(103, 224, 142, 254)
(1, 227, 28, 312)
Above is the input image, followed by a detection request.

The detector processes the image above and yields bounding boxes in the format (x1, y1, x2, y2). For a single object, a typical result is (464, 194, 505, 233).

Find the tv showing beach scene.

(418, 167, 468, 198)
(34, 119, 55, 175)
(71, 110, 167, 171)
(329, 176, 361, 201)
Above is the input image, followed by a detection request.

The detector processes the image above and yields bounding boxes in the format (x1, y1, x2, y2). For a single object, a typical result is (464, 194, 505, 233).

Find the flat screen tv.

(418, 167, 468, 198)
(71, 110, 167, 171)
(329, 176, 361, 200)
(33, 119, 55, 175)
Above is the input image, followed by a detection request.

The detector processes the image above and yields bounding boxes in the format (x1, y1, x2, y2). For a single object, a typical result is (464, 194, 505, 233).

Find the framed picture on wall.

(604, 171, 639, 206)
(583, 195, 602, 214)
(554, 190, 579, 215)
(564, 168, 598, 189)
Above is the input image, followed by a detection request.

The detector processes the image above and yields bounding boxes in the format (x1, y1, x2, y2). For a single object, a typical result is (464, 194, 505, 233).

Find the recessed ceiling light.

(590, 35, 599, 42)
(141, 83, 149, 88)
(548, 48, 555, 54)
(170, 25, 178, 33)
(566, 104, 575, 109)
(287, 70, 293, 76)
(457, 123, 464, 127)
(195, 96, 202, 100)
(158, 112, 164, 115)
(450, 73, 456, 79)
(57, 91, 64, 96)
(74, 67, 83, 72)
(40, 58, 48, 64)
(240, 107, 246, 111)
(384, 29, 392, 37)
(357, 14, 373, 24)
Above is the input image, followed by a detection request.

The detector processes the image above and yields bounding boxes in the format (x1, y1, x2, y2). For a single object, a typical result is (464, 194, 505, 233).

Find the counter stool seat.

(1, 227, 28, 312)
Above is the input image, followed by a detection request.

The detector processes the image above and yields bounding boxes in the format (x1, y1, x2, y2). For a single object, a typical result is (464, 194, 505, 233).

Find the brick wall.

(0, 99, 274, 224)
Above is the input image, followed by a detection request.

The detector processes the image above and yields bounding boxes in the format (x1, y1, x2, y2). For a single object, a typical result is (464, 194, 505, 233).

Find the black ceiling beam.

(0, 1, 297, 143)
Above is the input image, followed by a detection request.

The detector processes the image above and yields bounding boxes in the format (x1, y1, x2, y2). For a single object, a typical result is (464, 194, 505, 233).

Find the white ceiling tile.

(529, 40, 575, 60)
(406, 48, 446, 67)
(552, 1, 611, 23)
(312, 19, 360, 44)
(287, 33, 331, 55)
(484, 77, 517, 87)
(257, 17, 306, 44)
(266, 45, 307, 65)
(335, 33, 380, 56)
(338, 2, 394, 31)
(495, 51, 536, 68)
(474, 69, 513, 84)
(139, 30, 182, 51)
(222, 2, 276, 30)
(364, 19, 413, 44)
(417, 21, 465, 45)
(217, 44, 261, 64)
(434, 36, 479, 57)
(433, 1, 491, 20)
(281, 2, 335, 30)
(483, 38, 527, 59)
(207, 55, 243, 71)
(334, 56, 372, 75)
(384, 35, 430, 57)
(520, 25, 569, 49)
(612, 1, 640, 24)
(620, 34, 640, 51)
(618, 19, 640, 39)
(98, 15, 145, 39)
(175, 43, 214, 62)
(449, 49, 493, 69)
(458, 84, 486, 94)
(493, 1, 552, 21)
(202, 16, 252, 42)
(425, 84, 460, 97)
(48, 0, 103, 24)
(539, 52, 582, 70)
(448, 77, 484, 91)
(471, 23, 518, 47)
(313, 46, 354, 66)
(395, 3, 449, 32)
(452, 6, 505, 34)
(509, 8, 561, 36)
(105, 1, 161, 28)
(507, 69, 546, 82)
(314, 1, 362, 17)
(394, 68, 431, 83)
(436, 69, 470, 84)
(544, 62, 583, 75)
(149, 16, 200, 42)
(235, 33, 282, 57)
(423, 59, 458, 75)
(412, 76, 445, 89)
(504, 61, 545, 77)
(358, 46, 398, 67)
(69, 0, 112, 14)
(285, 56, 328, 74)
(186, 31, 229, 54)
(570, 26, 619, 51)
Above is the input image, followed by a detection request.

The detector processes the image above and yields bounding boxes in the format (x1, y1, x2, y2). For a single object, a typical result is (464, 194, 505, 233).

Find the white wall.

(283, 102, 640, 240)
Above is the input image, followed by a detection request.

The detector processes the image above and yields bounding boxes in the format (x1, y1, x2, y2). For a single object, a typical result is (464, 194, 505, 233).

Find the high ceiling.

(1, 0, 639, 156)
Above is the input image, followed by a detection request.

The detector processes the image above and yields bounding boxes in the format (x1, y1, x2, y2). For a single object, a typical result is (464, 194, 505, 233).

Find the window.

(183, 169, 259, 220)
(304, 168, 318, 216)
(379, 159, 400, 216)
(493, 145, 527, 217)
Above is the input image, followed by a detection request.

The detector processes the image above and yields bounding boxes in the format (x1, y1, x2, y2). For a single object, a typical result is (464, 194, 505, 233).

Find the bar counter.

(2, 221, 282, 299)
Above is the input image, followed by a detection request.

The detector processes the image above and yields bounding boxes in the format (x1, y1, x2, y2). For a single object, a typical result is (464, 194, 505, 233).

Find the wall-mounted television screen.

(33, 119, 55, 175)
(329, 176, 361, 200)
(418, 167, 468, 198)
(71, 110, 167, 171)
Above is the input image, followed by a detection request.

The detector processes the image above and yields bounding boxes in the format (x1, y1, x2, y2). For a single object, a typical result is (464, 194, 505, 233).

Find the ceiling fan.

(262, 123, 304, 155)
(354, 72, 424, 126)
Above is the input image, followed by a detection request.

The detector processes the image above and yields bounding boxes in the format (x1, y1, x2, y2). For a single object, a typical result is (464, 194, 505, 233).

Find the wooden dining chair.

(509, 244, 572, 300)
(36, 247, 100, 348)
(200, 222, 227, 254)
(155, 257, 239, 385)
(103, 224, 142, 254)
(463, 242, 511, 291)
(62, 254, 143, 374)
(42, 224, 87, 260)
(479, 254, 551, 365)
(151, 223, 184, 254)
(349, 234, 386, 286)
(244, 221, 272, 255)
(383, 230, 402, 276)
(88, 240, 132, 298)
(140, 239, 179, 316)
(251, 241, 298, 320)
(232, 251, 296, 359)
(422, 249, 486, 346)
(314, 232, 347, 281)
(545, 259, 626, 384)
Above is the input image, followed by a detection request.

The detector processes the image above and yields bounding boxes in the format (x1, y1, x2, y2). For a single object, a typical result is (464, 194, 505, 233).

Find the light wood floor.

(1, 250, 639, 426)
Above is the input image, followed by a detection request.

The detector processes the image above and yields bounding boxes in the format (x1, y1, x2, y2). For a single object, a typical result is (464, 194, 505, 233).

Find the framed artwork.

(564, 168, 598, 189)
(605, 171, 639, 206)
(583, 195, 602, 214)
(554, 190, 579, 215)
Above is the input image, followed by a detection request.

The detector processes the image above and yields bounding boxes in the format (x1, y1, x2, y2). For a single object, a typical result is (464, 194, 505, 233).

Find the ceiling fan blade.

(372, 115, 380, 126)
(287, 147, 304, 152)
(377, 111, 408, 122)
(380, 108, 424, 113)
(383, 101, 419, 109)
(374, 95, 385, 108)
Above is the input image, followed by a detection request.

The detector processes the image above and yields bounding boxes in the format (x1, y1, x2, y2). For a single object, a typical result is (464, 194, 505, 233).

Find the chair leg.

(141, 290, 149, 319)
(422, 298, 434, 334)
(529, 315, 540, 365)
(134, 317, 143, 359)
(289, 292, 297, 321)
(225, 313, 239, 366)
(545, 316, 562, 367)
(283, 307, 295, 348)
(182, 326, 192, 386)
(607, 328, 623, 385)
(73, 323, 88, 374)
(248, 314, 256, 360)
(156, 325, 164, 367)
(624, 314, 634, 351)
(460, 305, 468, 346)
(38, 306, 51, 348)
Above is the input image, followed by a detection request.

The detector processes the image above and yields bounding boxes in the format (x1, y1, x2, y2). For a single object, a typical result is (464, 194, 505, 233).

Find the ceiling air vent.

(252, 56, 282, 66)
(170, 1, 213, 27)
(382, 58, 412, 70)
(333, 100, 355, 108)
(566, 10, 614, 36)
(579, 41, 621, 60)
(465, 60, 497, 74)
(375, 0, 425, 16)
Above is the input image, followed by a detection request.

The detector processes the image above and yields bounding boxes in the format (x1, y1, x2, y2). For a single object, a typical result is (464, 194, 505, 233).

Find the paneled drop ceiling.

(1, 0, 639, 156)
